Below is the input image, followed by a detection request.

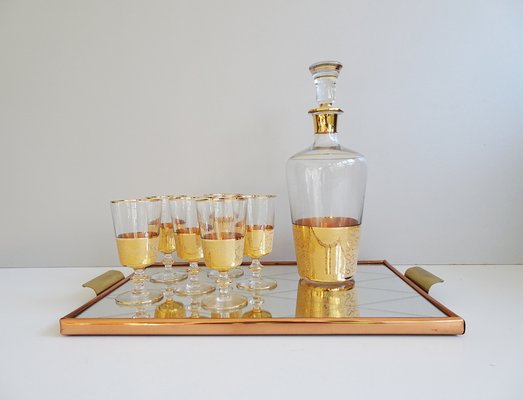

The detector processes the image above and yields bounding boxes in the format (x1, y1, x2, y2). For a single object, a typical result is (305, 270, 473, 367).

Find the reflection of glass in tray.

(242, 291, 272, 319)
(155, 299, 186, 318)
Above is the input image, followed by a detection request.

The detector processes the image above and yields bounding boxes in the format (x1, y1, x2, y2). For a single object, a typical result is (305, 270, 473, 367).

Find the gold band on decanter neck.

(312, 113, 338, 133)
(309, 107, 343, 134)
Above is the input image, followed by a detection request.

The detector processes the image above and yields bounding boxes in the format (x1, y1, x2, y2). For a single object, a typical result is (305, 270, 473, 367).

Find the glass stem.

(250, 259, 262, 284)
(163, 253, 174, 272)
(187, 262, 200, 289)
(216, 271, 231, 303)
(132, 269, 147, 296)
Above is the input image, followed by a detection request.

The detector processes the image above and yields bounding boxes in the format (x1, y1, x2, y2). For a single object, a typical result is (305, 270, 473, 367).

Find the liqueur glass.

(148, 195, 187, 284)
(196, 196, 248, 311)
(110, 198, 164, 306)
(169, 195, 214, 296)
(203, 193, 245, 280)
(237, 195, 277, 291)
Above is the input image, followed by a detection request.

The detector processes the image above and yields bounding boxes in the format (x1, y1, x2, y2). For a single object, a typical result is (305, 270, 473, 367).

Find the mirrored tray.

(60, 261, 465, 335)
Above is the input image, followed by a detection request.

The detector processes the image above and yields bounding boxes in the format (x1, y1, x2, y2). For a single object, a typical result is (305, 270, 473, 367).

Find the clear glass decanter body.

(286, 61, 367, 283)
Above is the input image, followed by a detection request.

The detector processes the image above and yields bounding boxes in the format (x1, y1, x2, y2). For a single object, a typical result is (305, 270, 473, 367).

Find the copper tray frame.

(60, 260, 465, 335)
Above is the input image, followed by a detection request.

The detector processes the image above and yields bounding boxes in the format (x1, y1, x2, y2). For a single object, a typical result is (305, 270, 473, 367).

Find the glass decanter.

(286, 61, 367, 284)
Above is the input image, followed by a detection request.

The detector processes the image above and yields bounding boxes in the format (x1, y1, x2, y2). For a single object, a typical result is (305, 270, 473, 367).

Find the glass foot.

(207, 267, 244, 280)
(150, 270, 188, 284)
(237, 277, 277, 291)
(176, 282, 215, 296)
(201, 293, 248, 311)
(116, 289, 164, 306)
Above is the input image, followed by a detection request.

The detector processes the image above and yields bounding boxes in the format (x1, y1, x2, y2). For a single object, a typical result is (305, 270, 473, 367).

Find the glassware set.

(62, 63, 465, 336)
(108, 60, 368, 317)
(110, 194, 278, 315)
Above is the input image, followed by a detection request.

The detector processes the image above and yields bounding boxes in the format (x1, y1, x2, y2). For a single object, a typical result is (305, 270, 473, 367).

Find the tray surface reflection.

(62, 261, 464, 335)
(77, 263, 446, 319)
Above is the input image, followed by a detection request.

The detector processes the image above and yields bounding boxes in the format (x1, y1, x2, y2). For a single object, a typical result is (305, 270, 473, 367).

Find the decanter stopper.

(309, 61, 343, 105)
(309, 61, 344, 134)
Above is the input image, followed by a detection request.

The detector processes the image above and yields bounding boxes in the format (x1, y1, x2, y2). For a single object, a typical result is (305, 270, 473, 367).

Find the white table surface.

(0, 264, 521, 400)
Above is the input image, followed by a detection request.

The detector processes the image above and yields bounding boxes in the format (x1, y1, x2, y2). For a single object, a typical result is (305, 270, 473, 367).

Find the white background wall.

(1, 0, 522, 267)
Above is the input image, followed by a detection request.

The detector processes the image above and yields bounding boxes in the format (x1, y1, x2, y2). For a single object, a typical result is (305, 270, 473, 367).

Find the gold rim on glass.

(144, 195, 179, 201)
(202, 193, 245, 199)
(110, 198, 162, 204)
(242, 194, 277, 199)
(196, 196, 246, 202)
(170, 195, 197, 201)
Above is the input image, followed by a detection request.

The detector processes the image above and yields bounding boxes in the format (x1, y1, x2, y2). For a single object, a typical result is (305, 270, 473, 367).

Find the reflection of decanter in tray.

(295, 279, 359, 318)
